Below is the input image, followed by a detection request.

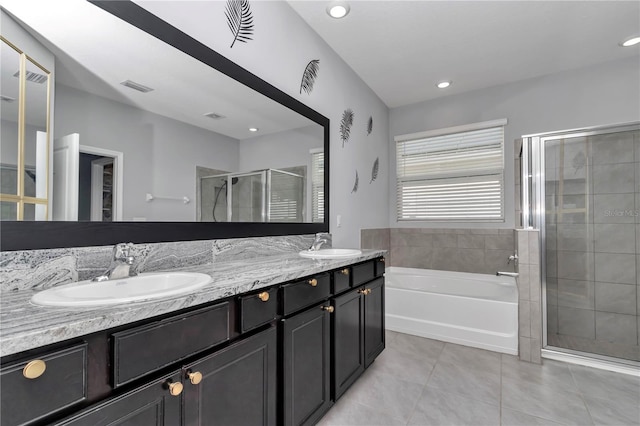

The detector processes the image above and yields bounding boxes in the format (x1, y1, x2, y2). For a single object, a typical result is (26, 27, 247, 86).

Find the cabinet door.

(183, 327, 277, 426)
(364, 278, 385, 367)
(55, 372, 182, 426)
(332, 288, 364, 401)
(282, 305, 331, 426)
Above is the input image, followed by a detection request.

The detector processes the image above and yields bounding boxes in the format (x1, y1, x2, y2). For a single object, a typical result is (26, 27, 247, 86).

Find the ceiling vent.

(13, 70, 48, 84)
(0, 95, 16, 103)
(120, 80, 154, 93)
(204, 112, 226, 120)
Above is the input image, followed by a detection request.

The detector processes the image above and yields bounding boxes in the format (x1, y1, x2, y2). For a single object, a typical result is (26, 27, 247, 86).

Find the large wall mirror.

(0, 0, 329, 251)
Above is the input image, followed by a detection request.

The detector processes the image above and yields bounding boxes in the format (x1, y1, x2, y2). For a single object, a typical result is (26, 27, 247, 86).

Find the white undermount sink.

(30, 272, 212, 307)
(299, 248, 362, 259)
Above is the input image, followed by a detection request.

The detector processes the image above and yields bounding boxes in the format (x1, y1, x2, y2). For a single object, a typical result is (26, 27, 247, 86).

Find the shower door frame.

(522, 121, 640, 367)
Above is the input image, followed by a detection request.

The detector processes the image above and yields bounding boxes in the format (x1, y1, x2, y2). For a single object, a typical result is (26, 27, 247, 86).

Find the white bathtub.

(385, 267, 518, 355)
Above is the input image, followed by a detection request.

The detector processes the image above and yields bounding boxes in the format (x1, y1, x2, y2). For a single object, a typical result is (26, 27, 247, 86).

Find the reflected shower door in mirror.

(0, 0, 325, 224)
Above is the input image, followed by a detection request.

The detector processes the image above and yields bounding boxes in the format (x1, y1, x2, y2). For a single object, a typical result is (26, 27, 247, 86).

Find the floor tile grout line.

(403, 344, 447, 426)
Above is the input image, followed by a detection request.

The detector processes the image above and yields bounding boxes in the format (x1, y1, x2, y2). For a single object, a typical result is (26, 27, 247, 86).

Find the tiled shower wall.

(361, 228, 516, 275)
(516, 229, 542, 363)
(544, 130, 640, 361)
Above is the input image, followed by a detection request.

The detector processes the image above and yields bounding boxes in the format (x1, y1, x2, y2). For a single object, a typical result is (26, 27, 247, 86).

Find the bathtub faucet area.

(496, 271, 519, 277)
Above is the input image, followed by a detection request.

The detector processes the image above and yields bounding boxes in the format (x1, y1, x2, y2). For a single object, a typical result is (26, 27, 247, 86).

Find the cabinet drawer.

(1, 343, 87, 426)
(112, 302, 229, 387)
(352, 261, 375, 287)
(375, 257, 386, 277)
(281, 273, 330, 316)
(332, 267, 351, 294)
(239, 288, 278, 333)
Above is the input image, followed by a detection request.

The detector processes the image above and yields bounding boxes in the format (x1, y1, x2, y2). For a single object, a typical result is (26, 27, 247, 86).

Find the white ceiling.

(288, 1, 640, 108)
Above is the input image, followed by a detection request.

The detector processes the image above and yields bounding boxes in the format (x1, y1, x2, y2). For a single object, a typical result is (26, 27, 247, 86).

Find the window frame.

(395, 119, 508, 223)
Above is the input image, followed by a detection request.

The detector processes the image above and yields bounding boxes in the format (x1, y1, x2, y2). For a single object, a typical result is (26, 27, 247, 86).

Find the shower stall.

(522, 122, 639, 366)
(198, 168, 305, 223)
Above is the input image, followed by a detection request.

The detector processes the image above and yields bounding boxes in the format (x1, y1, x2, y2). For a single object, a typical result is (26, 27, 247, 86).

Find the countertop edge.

(0, 250, 386, 358)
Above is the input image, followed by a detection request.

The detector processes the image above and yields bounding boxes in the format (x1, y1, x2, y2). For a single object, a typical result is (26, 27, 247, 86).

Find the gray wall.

(389, 56, 640, 230)
(54, 84, 240, 221)
(137, 1, 391, 248)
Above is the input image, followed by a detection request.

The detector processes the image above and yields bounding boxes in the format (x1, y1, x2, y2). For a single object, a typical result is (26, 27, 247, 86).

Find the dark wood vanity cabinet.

(331, 277, 385, 401)
(331, 287, 365, 401)
(1, 257, 385, 426)
(183, 326, 277, 426)
(363, 278, 385, 367)
(281, 304, 332, 426)
(0, 344, 88, 426)
(54, 371, 183, 426)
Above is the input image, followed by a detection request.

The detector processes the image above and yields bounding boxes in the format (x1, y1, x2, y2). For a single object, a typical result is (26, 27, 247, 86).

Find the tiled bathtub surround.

(362, 228, 515, 275)
(0, 235, 315, 292)
(516, 229, 542, 364)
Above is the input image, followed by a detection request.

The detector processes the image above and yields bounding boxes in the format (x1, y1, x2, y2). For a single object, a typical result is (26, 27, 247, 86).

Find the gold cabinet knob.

(380, 257, 385, 263)
(187, 371, 203, 385)
(366, 289, 372, 295)
(257, 291, 270, 302)
(340, 268, 349, 275)
(358, 288, 372, 296)
(308, 278, 318, 287)
(23, 359, 46, 379)
(166, 380, 183, 396)
(321, 305, 334, 313)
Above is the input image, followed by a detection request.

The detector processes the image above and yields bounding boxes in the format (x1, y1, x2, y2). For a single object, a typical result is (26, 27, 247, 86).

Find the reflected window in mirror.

(0, 36, 51, 221)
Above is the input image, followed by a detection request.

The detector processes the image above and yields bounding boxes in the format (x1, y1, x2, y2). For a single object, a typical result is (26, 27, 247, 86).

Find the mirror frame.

(0, 0, 330, 251)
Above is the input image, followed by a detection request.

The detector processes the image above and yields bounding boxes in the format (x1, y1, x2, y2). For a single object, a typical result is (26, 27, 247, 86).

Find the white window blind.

(396, 122, 505, 221)
(269, 171, 302, 222)
(311, 150, 324, 222)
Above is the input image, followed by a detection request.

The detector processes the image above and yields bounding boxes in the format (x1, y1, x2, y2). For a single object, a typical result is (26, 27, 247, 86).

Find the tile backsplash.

(0, 235, 315, 292)
(362, 228, 515, 275)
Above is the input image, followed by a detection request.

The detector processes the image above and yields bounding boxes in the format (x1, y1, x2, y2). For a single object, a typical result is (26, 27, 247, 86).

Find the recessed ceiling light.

(620, 36, 640, 47)
(436, 81, 452, 89)
(249, 127, 259, 132)
(327, 1, 350, 19)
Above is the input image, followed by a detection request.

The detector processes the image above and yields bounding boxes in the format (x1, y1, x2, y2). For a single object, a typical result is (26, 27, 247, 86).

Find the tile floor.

(318, 331, 640, 426)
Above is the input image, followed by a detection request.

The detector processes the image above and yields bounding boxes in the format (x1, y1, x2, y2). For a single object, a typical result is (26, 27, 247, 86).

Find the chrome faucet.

(92, 243, 137, 281)
(309, 232, 331, 251)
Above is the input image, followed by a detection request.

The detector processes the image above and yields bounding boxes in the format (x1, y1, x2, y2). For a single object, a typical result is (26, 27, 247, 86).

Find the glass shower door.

(533, 125, 639, 363)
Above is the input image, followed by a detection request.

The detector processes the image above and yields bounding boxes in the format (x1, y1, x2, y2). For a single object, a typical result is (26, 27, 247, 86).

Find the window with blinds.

(311, 150, 324, 222)
(396, 120, 506, 221)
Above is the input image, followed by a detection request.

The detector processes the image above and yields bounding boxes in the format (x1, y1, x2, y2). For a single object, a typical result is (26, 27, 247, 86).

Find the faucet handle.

(113, 243, 133, 260)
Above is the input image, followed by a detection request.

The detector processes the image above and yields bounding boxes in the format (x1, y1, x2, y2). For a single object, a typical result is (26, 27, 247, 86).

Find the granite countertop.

(0, 250, 385, 357)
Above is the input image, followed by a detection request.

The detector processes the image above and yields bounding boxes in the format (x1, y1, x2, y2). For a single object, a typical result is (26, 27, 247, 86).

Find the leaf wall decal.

(340, 109, 354, 147)
(367, 116, 373, 135)
(351, 170, 359, 193)
(300, 59, 320, 95)
(370, 157, 379, 183)
(225, 0, 254, 48)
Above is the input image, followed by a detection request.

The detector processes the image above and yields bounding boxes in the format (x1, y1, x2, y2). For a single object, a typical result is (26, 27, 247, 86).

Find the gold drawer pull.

(321, 305, 334, 313)
(23, 359, 46, 379)
(308, 278, 318, 287)
(340, 268, 349, 275)
(187, 371, 203, 385)
(257, 291, 270, 302)
(166, 380, 183, 396)
(380, 258, 385, 263)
